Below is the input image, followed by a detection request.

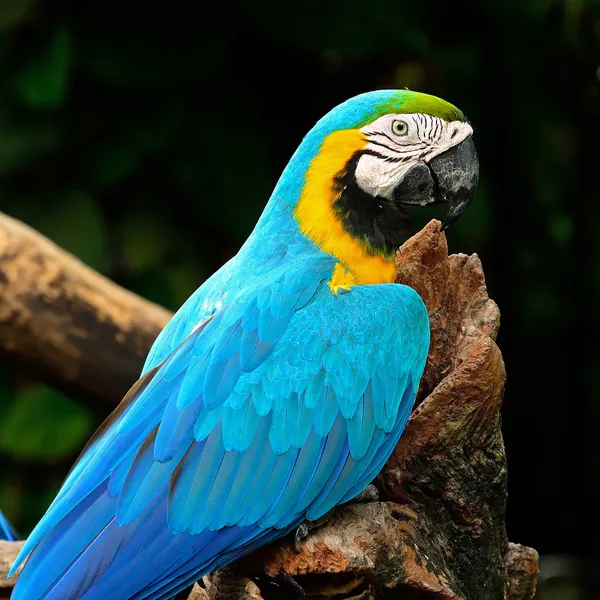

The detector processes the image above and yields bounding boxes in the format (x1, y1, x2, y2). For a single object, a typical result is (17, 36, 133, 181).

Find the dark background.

(0, 1, 599, 596)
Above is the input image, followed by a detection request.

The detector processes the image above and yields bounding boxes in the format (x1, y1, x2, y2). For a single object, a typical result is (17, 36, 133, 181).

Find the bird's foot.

(293, 522, 310, 553)
(293, 510, 336, 553)
(292, 486, 379, 554)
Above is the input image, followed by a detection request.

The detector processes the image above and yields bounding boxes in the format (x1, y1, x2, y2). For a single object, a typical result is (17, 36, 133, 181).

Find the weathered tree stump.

(0, 215, 539, 599)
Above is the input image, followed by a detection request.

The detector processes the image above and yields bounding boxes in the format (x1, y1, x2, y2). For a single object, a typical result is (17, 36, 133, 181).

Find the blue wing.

(11, 259, 429, 600)
(0, 509, 17, 541)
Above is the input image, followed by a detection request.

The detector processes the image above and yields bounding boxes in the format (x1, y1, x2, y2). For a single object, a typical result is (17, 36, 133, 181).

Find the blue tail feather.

(0, 509, 17, 541)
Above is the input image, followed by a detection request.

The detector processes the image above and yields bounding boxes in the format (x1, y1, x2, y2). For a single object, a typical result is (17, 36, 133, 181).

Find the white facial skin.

(356, 113, 474, 200)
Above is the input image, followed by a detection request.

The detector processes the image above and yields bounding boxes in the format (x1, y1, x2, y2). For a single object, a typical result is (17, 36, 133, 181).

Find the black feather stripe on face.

(332, 151, 413, 258)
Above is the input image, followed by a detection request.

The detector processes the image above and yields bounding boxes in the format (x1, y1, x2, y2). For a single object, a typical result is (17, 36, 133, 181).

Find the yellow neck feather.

(294, 129, 396, 285)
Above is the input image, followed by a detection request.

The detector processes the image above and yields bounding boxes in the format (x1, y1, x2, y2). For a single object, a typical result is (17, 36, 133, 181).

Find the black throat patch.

(332, 152, 413, 258)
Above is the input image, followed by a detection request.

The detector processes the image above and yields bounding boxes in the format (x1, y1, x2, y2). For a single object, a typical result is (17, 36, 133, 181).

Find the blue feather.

(168, 425, 225, 534)
(301, 332, 328, 361)
(140, 525, 262, 600)
(107, 450, 137, 498)
(193, 407, 222, 441)
(263, 369, 292, 405)
(116, 374, 179, 434)
(347, 391, 376, 461)
(203, 354, 240, 409)
(282, 271, 303, 295)
(190, 311, 224, 355)
(258, 309, 289, 344)
(10, 483, 106, 581)
(339, 426, 386, 503)
(307, 447, 358, 518)
(241, 297, 259, 330)
(304, 369, 326, 408)
(294, 279, 320, 309)
(0, 509, 16, 541)
(176, 351, 210, 410)
(16, 486, 115, 600)
(232, 436, 279, 521)
(306, 438, 351, 521)
(343, 419, 408, 502)
(269, 290, 301, 319)
(269, 407, 293, 455)
(45, 492, 168, 600)
(222, 397, 259, 452)
(385, 371, 406, 422)
(154, 394, 200, 462)
(257, 286, 271, 310)
(190, 450, 245, 533)
(212, 321, 243, 364)
(166, 441, 206, 534)
(117, 429, 187, 526)
(371, 369, 387, 429)
(101, 529, 199, 600)
(251, 381, 272, 416)
(61, 402, 163, 506)
(240, 335, 273, 371)
(211, 416, 271, 528)
(289, 393, 313, 448)
(241, 447, 299, 526)
(312, 387, 339, 436)
(293, 413, 347, 515)
(262, 431, 323, 526)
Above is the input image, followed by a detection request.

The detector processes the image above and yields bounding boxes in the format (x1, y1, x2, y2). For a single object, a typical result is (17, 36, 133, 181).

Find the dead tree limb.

(0, 216, 538, 599)
(0, 542, 23, 599)
(0, 211, 171, 407)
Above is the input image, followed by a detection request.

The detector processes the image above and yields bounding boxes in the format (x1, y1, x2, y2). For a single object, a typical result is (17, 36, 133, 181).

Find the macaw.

(10, 89, 478, 599)
(0, 509, 16, 541)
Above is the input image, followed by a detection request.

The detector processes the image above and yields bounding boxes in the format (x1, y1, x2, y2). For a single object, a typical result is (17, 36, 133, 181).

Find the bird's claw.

(292, 487, 378, 555)
(292, 510, 337, 554)
(293, 522, 310, 553)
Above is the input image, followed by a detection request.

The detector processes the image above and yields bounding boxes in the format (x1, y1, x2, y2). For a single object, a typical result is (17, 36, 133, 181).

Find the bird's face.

(357, 113, 477, 229)
(292, 90, 479, 283)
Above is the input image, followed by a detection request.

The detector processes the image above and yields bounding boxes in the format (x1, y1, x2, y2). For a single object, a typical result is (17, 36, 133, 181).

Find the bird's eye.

(391, 120, 408, 136)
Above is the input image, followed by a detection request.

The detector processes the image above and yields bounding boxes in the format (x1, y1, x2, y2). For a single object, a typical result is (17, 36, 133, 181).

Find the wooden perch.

(0, 215, 539, 599)
(0, 211, 171, 407)
(0, 542, 23, 598)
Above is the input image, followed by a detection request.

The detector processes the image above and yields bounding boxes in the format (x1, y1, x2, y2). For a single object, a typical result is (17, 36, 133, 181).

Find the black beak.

(392, 136, 479, 230)
(430, 136, 479, 230)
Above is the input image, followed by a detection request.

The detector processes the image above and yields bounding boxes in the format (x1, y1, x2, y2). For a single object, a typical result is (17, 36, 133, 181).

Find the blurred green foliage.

(0, 385, 91, 460)
(0, 0, 599, 577)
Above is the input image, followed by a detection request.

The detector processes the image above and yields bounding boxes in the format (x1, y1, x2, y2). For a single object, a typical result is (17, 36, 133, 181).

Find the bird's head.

(288, 90, 478, 282)
(352, 99, 477, 231)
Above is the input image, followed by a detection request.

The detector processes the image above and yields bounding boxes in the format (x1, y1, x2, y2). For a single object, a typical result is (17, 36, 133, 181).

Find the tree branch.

(0, 541, 23, 599)
(0, 211, 171, 408)
(0, 216, 539, 599)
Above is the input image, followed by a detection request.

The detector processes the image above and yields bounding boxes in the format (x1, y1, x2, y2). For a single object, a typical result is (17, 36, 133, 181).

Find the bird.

(10, 89, 478, 599)
(0, 509, 17, 541)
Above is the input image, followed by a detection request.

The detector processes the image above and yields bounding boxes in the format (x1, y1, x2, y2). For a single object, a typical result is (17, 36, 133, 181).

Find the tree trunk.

(0, 214, 538, 599)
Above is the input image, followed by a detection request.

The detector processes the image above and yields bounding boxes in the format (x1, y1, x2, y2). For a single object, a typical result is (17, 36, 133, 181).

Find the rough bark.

(0, 217, 538, 599)
(505, 544, 540, 600)
(0, 542, 23, 599)
(0, 211, 171, 408)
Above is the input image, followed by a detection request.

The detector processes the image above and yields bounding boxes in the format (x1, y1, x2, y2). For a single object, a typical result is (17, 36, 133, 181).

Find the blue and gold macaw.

(10, 90, 478, 599)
